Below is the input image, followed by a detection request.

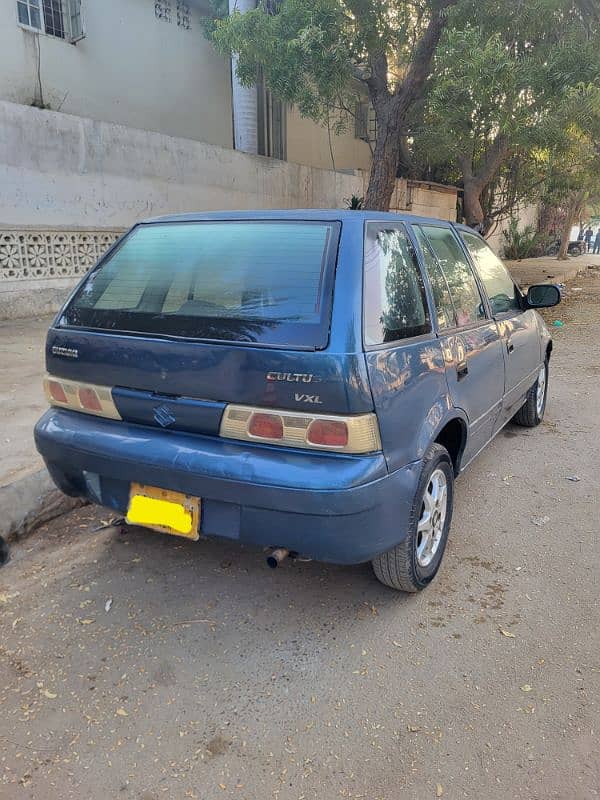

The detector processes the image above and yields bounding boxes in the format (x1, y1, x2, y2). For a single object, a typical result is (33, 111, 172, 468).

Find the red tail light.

(47, 380, 68, 404)
(78, 387, 103, 412)
(307, 419, 348, 447)
(221, 405, 381, 453)
(44, 376, 121, 420)
(248, 412, 284, 440)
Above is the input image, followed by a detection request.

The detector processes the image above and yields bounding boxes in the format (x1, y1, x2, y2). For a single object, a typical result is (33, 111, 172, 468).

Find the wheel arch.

(432, 415, 468, 477)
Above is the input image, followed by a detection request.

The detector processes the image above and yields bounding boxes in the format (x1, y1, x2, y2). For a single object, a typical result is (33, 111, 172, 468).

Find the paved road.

(1, 271, 599, 800)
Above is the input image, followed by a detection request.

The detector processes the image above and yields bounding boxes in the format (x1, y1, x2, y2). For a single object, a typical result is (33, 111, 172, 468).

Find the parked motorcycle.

(546, 239, 583, 256)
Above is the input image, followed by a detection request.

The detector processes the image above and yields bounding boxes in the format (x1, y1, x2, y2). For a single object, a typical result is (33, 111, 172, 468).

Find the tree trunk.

(462, 177, 486, 229)
(558, 189, 586, 260)
(357, 1, 457, 211)
(364, 106, 402, 210)
(458, 135, 510, 231)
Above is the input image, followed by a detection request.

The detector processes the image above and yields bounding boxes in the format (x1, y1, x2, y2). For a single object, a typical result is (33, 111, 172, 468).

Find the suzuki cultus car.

(35, 211, 560, 591)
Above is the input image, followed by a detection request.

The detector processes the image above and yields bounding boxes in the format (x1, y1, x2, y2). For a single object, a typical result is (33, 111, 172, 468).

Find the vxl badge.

(265, 372, 324, 404)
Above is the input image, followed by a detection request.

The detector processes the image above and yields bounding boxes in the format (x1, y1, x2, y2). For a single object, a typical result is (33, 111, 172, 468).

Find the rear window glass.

(59, 221, 339, 348)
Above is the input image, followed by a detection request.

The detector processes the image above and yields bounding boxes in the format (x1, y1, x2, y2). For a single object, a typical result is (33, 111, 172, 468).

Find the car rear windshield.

(59, 221, 340, 348)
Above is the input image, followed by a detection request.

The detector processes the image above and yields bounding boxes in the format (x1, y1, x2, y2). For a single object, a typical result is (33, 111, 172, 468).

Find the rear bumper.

(34, 410, 421, 564)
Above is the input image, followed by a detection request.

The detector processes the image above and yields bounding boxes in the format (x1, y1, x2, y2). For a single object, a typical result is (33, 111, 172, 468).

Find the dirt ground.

(1, 270, 599, 800)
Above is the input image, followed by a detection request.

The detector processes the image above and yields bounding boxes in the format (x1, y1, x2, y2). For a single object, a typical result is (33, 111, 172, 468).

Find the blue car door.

(362, 222, 450, 473)
(459, 230, 543, 425)
(410, 224, 505, 465)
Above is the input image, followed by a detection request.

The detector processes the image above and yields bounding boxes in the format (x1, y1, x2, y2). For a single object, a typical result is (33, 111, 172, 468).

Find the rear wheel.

(372, 444, 454, 592)
(513, 361, 548, 427)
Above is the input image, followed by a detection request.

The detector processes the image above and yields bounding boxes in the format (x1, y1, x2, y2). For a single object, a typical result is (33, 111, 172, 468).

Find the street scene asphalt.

(1, 269, 599, 800)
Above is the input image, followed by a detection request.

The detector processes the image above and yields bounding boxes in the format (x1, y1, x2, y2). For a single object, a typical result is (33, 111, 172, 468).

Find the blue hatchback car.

(35, 210, 560, 591)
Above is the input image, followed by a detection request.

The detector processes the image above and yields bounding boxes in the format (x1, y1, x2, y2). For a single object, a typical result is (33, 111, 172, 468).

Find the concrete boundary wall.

(0, 101, 457, 319)
(0, 101, 365, 229)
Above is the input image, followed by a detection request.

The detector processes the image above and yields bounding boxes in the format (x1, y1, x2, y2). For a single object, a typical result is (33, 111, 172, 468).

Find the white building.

(1, 0, 373, 170)
(0, 0, 457, 318)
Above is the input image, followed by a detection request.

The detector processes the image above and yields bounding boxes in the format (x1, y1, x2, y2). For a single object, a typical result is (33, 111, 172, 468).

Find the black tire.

(372, 444, 454, 592)
(513, 360, 548, 428)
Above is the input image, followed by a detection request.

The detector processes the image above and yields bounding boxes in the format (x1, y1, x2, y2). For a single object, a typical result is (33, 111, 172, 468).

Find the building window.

(257, 70, 287, 161)
(16, 0, 84, 41)
(42, 0, 64, 37)
(176, 1, 191, 29)
(155, 0, 192, 28)
(17, 0, 41, 28)
(355, 99, 377, 146)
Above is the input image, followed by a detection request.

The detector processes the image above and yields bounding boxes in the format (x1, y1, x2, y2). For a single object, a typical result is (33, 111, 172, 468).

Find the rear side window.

(364, 224, 431, 346)
(59, 221, 339, 348)
(412, 226, 457, 329)
(420, 226, 487, 328)
(461, 232, 521, 315)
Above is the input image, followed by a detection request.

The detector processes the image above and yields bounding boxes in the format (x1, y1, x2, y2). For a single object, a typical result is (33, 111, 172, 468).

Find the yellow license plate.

(126, 483, 200, 540)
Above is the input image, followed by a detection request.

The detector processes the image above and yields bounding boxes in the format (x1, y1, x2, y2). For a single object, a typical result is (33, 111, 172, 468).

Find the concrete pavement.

(0, 316, 81, 541)
(1, 253, 599, 542)
(1, 268, 599, 799)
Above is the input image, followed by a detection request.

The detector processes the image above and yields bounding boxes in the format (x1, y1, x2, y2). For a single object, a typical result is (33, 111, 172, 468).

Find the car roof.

(141, 209, 457, 226)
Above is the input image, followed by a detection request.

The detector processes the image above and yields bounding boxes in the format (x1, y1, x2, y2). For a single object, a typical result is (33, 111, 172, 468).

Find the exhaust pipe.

(266, 548, 289, 569)
(0, 536, 10, 568)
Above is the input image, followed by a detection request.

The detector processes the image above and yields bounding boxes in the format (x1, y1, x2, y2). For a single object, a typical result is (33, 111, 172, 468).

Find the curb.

(0, 468, 86, 543)
(506, 257, 592, 288)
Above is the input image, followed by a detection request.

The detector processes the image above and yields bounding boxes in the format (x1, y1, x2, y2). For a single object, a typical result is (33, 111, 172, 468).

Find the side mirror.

(525, 284, 561, 309)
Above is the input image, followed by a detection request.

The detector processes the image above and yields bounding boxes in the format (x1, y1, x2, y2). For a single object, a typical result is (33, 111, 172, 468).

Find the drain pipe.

(229, 0, 258, 155)
(266, 548, 289, 569)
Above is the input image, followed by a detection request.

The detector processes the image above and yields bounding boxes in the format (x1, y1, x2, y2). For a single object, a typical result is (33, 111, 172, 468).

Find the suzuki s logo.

(295, 393, 323, 405)
(153, 404, 176, 428)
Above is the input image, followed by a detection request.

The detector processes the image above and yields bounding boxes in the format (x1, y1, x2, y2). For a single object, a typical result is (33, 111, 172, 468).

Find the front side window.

(461, 232, 521, 316)
(364, 224, 431, 346)
(17, 0, 83, 41)
(60, 221, 339, 349)
(421, 226, 486, 328)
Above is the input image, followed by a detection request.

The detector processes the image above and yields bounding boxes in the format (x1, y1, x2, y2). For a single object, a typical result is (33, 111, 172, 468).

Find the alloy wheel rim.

(536, 365, 547, 416)
(416, 468, 448, 568)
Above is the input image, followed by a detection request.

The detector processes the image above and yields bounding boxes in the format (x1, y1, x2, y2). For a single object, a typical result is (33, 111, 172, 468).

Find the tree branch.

(396, 0, 458, 113)
(474, 133, 511, 189)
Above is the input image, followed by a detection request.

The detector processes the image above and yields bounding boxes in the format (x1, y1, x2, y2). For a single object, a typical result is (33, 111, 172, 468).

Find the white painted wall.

(0, 0, 235, 148)
(0, 100, 366, 229)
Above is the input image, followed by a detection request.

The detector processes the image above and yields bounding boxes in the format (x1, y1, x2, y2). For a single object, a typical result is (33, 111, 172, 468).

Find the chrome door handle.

(457, 360, 469, 381)
(506, 339, 515, 354)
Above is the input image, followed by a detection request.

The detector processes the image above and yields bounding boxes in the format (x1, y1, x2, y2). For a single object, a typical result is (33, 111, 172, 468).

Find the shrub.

(502, 219, 549, 259)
